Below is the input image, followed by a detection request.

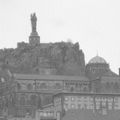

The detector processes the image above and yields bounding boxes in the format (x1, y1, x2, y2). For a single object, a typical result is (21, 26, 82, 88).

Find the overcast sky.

(0, 0, 120, 73)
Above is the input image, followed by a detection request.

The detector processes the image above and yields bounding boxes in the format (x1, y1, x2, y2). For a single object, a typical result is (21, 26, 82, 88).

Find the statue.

(31, 13, 37, 33)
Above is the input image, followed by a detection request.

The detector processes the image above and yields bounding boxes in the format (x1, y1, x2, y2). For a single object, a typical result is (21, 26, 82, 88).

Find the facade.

(0, 13, 120, 120)
(12, 56, 120, 120)
(13, 74, 90, 117)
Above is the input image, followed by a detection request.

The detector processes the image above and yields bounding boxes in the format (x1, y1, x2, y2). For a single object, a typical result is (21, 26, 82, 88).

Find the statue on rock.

(31, 13, 37, 33)
(29, 13, 40, 46)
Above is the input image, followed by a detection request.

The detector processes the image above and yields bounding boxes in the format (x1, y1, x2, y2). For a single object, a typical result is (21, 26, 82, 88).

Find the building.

(13, 55, 120, 120)
(0, 13, 120, 120)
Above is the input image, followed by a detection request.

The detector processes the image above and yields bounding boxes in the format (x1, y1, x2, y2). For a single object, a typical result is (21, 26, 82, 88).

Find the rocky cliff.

(0, 41, 85, 76)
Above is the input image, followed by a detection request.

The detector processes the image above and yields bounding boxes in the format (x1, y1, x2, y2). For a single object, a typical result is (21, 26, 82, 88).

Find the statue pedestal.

(29, 34, 40, 46)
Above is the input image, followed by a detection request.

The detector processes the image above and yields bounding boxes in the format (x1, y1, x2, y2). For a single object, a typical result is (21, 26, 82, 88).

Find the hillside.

(0, 41, 85, 76)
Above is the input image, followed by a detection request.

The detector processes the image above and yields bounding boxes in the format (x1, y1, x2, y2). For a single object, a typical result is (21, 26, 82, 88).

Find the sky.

(0, 0, 120, 73)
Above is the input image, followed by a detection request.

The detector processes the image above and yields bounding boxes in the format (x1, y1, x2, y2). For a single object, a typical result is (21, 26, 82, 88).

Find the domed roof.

(88, 55, 107, 64)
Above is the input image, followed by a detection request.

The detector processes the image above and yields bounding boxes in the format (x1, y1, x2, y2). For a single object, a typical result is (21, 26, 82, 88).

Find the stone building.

(12, 55, 120, 120)
(0, 13, 120, 120)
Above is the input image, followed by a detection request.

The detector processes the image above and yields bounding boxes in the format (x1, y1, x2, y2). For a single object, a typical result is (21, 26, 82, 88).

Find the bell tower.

(29, 13, 40, 46)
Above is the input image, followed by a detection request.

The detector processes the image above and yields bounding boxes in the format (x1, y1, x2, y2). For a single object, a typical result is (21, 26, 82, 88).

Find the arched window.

(54, 83, 61, 89)
(105, 82, 111, 90)
(40, 82, 47, 89)
(114, 82, 120, 92)
(30, 94, 37, 105)
(70, 87, 74, 92)
(19, 96, 26, 105)
(17, 83, 21, 90)
(27, 83, 33, 90)
(42, 95, 53, 106)
(37, 96, 41, 109)
(83, 86, 88, 92)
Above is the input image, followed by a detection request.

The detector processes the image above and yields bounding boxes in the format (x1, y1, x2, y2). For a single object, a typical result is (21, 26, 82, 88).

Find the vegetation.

(0, 41, 85, 76)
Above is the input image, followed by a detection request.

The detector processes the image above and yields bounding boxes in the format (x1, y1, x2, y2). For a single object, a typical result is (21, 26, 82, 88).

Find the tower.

(29, 13, 40, 46)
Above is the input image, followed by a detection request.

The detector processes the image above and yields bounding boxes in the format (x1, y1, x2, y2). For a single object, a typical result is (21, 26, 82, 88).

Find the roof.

(100, 70, 120, 82)
(62, 109, 120, 120)
(14, 74, 89, 81)
(103, 70, 119, 77)
(88, 55, 107, 64)
(101, 76, 120, 83)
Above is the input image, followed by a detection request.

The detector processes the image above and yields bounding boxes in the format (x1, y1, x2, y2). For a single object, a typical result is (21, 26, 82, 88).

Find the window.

(102, 101, 106, 106)
(40, 82, 47, 89)
(54, 83, 61, 89)
(92, 69, 95, 74)
(65, 97, 69, 101)
(70, 87, 74, 92)
(0, 77, 5, 82)
(71, 104, 75, 109)
(27, 83, 33, 90)
(105, 82, 111, 90)
(19, 96, 26, 105)
(114, 82, 120, 92)
(96, 102, 100, 109)
(78, 104, 81, 109)
(108, 103, 112, 110)
(114, 97, 120, 110)
(17, 83, 21, 90)
(64, 104, 68, 110)
(71, 97, 75, 101)
(30, 94, 37, 105)
(102, 109, 107, 115)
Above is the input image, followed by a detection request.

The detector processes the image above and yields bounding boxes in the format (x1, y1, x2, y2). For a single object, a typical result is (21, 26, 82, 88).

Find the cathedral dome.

(88, 55, 107, 64)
